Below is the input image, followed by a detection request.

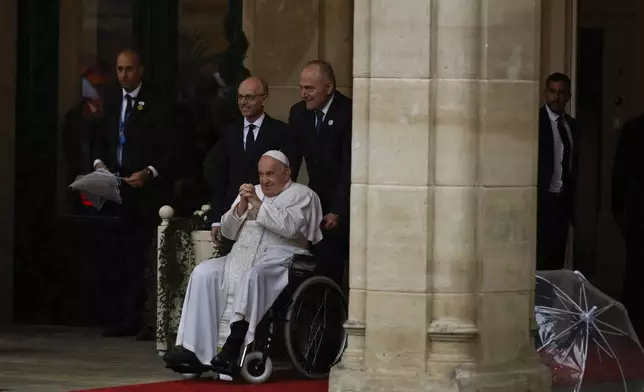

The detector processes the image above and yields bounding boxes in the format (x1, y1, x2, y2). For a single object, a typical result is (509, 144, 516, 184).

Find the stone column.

(330, 1, 550, 391)
(0, 0, 16, 324)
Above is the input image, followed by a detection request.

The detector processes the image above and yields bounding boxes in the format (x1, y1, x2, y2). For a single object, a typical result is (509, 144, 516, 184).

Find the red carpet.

(73, 379, 328, 392)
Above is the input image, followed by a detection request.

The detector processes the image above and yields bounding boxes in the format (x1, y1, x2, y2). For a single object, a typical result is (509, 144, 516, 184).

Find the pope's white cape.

(175, 181, 323, 365)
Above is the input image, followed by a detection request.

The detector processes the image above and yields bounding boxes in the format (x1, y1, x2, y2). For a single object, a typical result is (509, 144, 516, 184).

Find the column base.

(329, 362, 551, 392)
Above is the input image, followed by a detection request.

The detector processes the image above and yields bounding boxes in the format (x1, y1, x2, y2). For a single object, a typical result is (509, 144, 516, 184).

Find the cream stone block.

(365, 291, 428, 374)
(366, 185, 430, 293)
(264, 86, 301, 123)
(433, 186, 476, 293)
(477, 291, 533, 367)
(477, 187, 535, 293)
(430, 293, 476, 323)
(367, 78, 431, 186)
(350, 183, 367, 290)
(250, 0, 320, 86)
(369, 0, 431, 78)
(433, 0, 481, 79)
(433, 79, 479, 186)
(348, 288, 366, 323)
(353, 0, 371, 78)
(478, 81, 539, 186)
(481, 0, 540, 81)
(321, 0, 353, 87)
(351, 78, 369, 184)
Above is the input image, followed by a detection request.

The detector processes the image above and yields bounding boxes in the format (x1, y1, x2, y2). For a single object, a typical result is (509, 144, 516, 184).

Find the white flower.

(201, 204, 211, 212)
(138, 101, 145, 106)
(195, 210, 204, 217)
(328, 119, 334, 126)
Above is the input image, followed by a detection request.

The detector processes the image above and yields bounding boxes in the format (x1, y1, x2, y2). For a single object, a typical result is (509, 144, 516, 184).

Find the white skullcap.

(262, 150, 290, 168)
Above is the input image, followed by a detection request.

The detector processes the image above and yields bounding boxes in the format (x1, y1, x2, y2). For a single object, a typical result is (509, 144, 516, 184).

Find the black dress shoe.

(210, 353, 237, 375)
(163, 348, 211, 374)
(210, 320, 249, 375)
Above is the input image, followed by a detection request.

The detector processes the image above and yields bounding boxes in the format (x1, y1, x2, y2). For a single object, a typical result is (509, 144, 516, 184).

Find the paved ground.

(0, 325, 178, 392)
(0, 325, 298, 392)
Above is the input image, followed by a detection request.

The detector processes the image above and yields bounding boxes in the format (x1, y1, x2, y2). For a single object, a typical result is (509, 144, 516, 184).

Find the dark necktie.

(246, 124, 256, 152)
(314, 110, 324, 135)
(124, 94, 133, 121)
(557, 116, 571, 185)
(118, 94, 133, 167)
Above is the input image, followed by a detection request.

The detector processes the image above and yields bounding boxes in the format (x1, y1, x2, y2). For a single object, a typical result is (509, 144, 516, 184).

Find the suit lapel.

(254, 114, 271, 149)
(124, 88, 146, 134)
(234, 118, 247, 157)
(318, 93, 347, 139)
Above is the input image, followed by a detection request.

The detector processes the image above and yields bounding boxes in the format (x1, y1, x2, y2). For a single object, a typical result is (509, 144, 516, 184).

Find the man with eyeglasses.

(208, 76, 293, 245)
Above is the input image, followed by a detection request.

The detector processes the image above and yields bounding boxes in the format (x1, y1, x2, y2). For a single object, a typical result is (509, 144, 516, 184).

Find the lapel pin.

(328, 119, 334, 126)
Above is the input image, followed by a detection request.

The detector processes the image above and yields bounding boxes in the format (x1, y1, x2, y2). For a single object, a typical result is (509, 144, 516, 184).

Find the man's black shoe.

(210, 320, 249, 375)
(210, 353, 237, 376)
(163, 348, 211, 374)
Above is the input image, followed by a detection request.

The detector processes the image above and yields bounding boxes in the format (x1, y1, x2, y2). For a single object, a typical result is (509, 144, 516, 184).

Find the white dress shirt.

(93, 83, 158, 177)
(243, 113, 265, 150)
(212, 113, 266, 228)
(545, 104, 573, 193)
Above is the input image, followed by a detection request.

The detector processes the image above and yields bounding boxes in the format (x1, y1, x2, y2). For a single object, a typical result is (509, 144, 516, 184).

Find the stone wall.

(242, 0, 353, 121)
(242, 0, 353, 184)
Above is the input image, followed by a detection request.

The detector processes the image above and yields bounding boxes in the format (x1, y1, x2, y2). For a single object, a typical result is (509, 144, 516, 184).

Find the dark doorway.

(13, 0, 247, 326)
(572, 27, 604, 281)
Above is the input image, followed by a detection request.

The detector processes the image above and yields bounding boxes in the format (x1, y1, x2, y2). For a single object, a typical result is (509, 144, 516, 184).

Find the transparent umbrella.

(69, 169, 124, 209)
(535, 270, 644, 391)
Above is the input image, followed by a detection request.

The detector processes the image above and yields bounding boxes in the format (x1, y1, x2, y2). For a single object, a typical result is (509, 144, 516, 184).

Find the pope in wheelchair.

(163, 150, 347, 383)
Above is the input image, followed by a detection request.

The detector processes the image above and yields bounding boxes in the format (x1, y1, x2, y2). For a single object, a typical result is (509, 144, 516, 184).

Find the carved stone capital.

(427, 320, 478, 343)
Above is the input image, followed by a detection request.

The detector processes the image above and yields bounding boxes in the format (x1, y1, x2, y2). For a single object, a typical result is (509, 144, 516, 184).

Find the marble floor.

(0, 325, 177, 392)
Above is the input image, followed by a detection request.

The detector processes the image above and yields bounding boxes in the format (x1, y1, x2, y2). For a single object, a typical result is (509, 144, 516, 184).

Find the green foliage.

(156, 216, 200, 348)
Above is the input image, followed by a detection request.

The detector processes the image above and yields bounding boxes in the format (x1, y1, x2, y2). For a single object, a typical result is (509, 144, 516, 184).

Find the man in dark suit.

(537, 72, 580, 271)
(208, 76, 293, 244)
(93, 50, 177, 337)
(289, 60, 352, 286)
(612, 112, 644, 338)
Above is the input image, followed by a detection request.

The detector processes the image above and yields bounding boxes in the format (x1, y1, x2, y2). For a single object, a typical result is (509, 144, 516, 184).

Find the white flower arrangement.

(192, 204, 212, 223)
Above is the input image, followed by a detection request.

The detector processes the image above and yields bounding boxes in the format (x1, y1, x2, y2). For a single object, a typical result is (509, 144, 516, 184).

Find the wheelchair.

(167, 253, 348, 384)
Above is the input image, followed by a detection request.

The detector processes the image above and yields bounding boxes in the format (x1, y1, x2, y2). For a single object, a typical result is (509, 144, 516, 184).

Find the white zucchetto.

(262, 150, 290, 168)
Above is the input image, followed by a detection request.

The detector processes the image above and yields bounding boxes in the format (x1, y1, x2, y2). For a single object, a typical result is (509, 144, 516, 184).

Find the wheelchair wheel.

(284, 276, 348, 379)
(240, 351, 273, 384)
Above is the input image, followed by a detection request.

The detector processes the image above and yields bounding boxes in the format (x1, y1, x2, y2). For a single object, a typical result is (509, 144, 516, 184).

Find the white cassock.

(176, 181, 323, 365)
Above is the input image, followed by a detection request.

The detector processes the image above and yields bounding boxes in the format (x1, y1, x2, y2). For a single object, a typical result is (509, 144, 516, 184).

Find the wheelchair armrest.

(289, 254, 317, 280)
